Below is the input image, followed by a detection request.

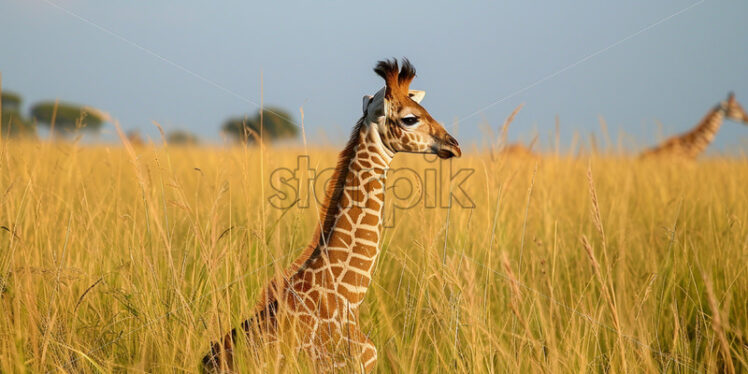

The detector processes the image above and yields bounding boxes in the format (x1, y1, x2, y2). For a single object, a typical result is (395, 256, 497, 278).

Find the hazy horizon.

(2, 0, 747, 152)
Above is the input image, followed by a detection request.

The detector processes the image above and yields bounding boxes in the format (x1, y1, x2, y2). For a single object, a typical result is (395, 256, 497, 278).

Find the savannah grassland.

(0, 138, 746, 373)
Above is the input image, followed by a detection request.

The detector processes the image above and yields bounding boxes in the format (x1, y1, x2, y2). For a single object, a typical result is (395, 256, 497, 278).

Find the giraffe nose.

(445, 134, 459, 147)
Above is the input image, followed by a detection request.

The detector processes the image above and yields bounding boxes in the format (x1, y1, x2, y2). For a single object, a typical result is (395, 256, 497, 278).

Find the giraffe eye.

(401, 115, 419, 127)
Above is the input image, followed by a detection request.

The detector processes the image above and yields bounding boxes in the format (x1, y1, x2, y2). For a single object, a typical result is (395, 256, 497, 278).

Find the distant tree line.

(1, 93, 107, 137)
(3, 91, 299, 144)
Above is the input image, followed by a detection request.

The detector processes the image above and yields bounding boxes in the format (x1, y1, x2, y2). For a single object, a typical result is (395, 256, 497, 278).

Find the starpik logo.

(268, 154, 475, 227)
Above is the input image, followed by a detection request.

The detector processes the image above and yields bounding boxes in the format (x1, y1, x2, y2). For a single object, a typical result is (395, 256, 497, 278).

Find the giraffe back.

(640, 93, 748, 159)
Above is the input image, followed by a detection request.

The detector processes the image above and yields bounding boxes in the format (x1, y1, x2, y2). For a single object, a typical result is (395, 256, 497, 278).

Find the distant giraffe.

(202, 59, 461, 373)
(640, 93, 748, 159)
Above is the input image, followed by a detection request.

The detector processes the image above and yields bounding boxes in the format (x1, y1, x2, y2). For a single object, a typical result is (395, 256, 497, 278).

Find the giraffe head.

(362, 58, 461, 159)
(724, 92, 748, 125)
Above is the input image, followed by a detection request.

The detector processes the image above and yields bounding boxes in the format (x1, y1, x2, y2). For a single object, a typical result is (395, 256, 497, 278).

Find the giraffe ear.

(362, 95, 373, 114)
(408, 90, 425, 104)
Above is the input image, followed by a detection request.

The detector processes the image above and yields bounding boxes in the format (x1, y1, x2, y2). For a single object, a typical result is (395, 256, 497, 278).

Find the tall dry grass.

(0, 138, 746, 373)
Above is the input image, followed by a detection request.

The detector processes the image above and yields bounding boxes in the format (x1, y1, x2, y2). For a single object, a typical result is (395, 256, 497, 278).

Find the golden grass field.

(0, 139, 746, 373)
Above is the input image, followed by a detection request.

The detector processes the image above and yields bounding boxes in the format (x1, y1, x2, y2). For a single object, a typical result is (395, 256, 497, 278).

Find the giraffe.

(640, 93, 748, 159)
(202, 58, 461, 373)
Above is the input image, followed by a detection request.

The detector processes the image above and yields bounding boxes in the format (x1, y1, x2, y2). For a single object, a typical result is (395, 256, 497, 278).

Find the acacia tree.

(1, 92, 36, 137)
(30, 101, 107, 134)
(222, 106, 298, 143)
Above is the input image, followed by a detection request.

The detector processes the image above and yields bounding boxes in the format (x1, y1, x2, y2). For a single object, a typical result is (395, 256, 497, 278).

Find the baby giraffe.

(202, 59, 461, 373)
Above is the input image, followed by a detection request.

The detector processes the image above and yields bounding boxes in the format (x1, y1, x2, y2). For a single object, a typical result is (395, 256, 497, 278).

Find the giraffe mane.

(250, 117, 366, 317)
(314, 118, 366, 248)
(295, 117, 366, 270)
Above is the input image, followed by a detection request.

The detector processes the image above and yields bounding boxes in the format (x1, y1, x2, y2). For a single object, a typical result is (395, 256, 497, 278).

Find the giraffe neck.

(305, 122, 392, 308)
(683, 106, 725, 157)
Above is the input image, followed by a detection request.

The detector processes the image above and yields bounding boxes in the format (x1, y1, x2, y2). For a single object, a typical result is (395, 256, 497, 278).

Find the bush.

(167, 130, 199, 145)
(1, 92, 36, 138)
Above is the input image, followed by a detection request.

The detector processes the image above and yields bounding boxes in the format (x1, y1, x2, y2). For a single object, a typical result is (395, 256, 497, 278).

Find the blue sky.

(2, 0, 747, 151)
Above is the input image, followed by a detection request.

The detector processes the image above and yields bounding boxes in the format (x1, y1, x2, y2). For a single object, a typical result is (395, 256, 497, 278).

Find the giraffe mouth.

(436, 145, 462, 159)
(435, 134, 462, 159)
